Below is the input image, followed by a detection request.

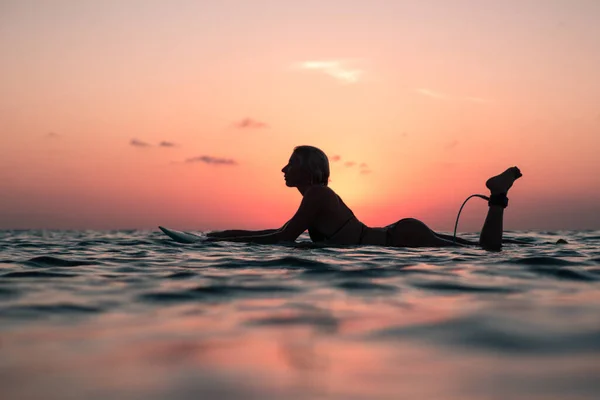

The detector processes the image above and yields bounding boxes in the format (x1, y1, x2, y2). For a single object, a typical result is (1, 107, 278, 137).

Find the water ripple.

(527, 266, 600, 281)
(507, 256, 582, 266)
(334, 281, 398, 293)
(370, 315, 600, 355)
(25, 256, 97, 267)
(139, 283, 302, 304)
(411, 280, 522, 293)
(246, 313, 339, 332)
(0, 303, 104, 318)
(2, 270, 79, 278)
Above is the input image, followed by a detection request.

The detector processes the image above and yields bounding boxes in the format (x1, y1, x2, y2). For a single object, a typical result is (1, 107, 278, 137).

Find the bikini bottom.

(357, 224, 394, 246)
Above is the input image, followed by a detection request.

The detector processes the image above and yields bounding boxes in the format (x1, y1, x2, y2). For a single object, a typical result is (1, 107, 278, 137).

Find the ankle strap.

(488, 193, 508, 208)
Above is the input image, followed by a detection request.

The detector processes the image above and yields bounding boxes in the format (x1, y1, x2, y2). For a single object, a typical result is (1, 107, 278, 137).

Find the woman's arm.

(206, 219, 293, 239)
(206, 230, 282, 244)
(206, 188, 323, 244)
(206, 229, 280, 238)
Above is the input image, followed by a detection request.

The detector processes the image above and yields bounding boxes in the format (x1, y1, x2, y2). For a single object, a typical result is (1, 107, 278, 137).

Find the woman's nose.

(281, 164, 288, 173)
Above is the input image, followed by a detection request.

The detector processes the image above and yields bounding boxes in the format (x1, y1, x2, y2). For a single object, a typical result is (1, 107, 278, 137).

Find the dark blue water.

(1, 230, 599, 399)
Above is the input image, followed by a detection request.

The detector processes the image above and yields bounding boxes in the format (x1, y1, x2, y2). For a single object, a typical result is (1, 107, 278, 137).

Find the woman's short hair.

(293, 145, 330, 186)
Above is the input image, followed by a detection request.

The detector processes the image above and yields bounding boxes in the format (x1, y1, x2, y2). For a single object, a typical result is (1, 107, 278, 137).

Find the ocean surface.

(1, 229, 599, 400)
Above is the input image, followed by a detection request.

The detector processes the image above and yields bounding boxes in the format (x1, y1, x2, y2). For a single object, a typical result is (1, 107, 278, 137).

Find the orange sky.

(1, 0, 599, 231)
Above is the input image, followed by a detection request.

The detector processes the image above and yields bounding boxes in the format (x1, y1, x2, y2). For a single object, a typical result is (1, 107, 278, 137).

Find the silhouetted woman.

(207, 145, 522, 251)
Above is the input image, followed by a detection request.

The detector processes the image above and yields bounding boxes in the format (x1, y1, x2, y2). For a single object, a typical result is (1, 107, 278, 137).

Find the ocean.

(1, 229, 599, 400)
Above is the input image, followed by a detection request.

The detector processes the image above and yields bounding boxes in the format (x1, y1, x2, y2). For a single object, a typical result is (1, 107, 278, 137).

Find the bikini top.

(308, 214, 357, 243)
(308, 192, 369, 243)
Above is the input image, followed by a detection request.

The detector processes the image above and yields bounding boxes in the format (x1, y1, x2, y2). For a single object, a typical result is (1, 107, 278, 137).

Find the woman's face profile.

(281, 152, 309, 187)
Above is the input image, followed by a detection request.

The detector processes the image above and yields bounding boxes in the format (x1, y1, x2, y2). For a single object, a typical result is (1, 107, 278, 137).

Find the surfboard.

(158, 226, 207, 243)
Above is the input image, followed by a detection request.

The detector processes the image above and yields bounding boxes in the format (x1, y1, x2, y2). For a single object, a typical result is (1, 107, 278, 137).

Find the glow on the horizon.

(1, 0, 599, 230)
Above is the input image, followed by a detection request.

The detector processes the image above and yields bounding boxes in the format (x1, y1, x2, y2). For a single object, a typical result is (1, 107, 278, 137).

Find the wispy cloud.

(416, 88, 448, 100)
(444, 140, 459, 150)
(46, 131, 60, 138)
(359, 162, 372, 174)
(416, 88, 487, 103)
(235, 118, 269, 129)
(159, 141, 177, 148)
(296, 60, 363, 84)
(332, 156, 371, 172)
(130, 139, 151, 147)
(184, 156, 238, 166)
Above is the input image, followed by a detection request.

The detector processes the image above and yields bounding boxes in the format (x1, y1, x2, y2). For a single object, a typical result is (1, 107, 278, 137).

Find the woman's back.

(307, 187, 367, 245)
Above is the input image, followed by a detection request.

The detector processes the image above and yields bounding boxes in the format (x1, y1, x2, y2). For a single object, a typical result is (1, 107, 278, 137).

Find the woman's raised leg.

(479, 167, 522, 251)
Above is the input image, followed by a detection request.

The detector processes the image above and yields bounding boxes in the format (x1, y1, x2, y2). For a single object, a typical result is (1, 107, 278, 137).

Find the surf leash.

(453, 194, 490, 244)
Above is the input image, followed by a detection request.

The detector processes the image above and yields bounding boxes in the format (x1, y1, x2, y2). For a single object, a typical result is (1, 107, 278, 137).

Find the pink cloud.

(235, 118, 269, 129)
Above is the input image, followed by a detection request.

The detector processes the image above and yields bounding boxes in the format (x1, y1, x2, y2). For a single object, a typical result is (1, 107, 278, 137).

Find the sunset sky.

(1, 0, 599, 231)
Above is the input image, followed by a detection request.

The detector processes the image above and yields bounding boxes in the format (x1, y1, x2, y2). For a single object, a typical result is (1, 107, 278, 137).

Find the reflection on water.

(1, 230, 599, 399)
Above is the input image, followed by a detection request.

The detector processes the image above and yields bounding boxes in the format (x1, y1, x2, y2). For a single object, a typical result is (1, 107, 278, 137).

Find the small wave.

(116, 240, 155, 246)
(302, 266, 407, 280)
(0, 287, 21, 299)
(2, 270, 79, 278)
(300, 267, 340, 278)
(25, 256, 96, 267)
(138, 292, 196, 302)
(165, 271, 198, 279)
(369, 316, 600, 355)
(528, 266, 599, 282)
(0, 303, 104, 318)
(335, 281, 398, 293)
(553, 249, 586, 257)
(508, 257, 582, 266)
(14, 243, 46, 248)
(138, 284, 302, 304)
(189, 284, 301, 295)
(334, 266, 413, 279)
(394, 266, 454, 277)
(212, 256, 331, 270)
(587, 268, 600, 275)
(75, 240, 110, 247)
(114, 266, 148, 273)
(246, 313, 339, 332)
(580, 235, 600, 241)
(411, 280, 521, 294)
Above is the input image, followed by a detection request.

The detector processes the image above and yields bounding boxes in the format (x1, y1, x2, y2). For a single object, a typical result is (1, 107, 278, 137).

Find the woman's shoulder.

(306, 185, 337, 197)
(305, 186, 341, 207)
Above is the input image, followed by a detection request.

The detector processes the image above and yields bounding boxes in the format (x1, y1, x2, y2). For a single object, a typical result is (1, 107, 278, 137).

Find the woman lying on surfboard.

(205, 145, 523, 251)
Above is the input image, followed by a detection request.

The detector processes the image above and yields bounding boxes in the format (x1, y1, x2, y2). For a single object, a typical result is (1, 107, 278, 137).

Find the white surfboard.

(158, 226, 207, 243)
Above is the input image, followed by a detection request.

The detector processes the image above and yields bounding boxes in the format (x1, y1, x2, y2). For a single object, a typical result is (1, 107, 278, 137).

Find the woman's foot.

(486, 167, 522, 195)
